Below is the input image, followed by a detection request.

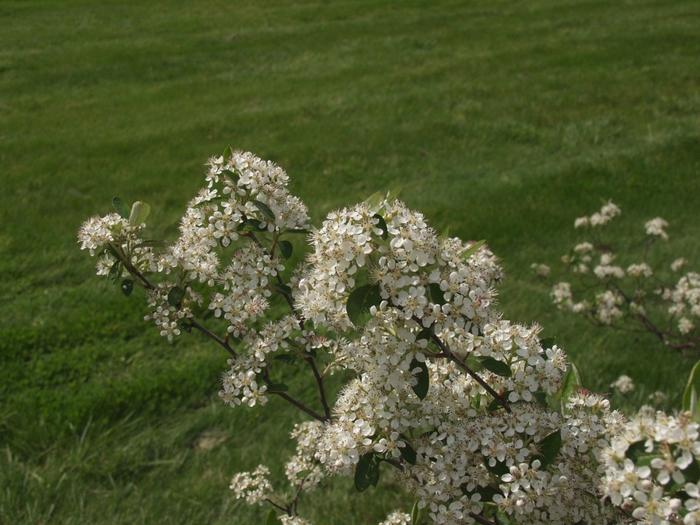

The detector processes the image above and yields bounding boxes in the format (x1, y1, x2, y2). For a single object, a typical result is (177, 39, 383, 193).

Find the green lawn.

(2, 0, 700, 523)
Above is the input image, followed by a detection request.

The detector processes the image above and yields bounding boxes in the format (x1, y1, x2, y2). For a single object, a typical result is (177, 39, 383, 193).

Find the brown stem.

(427, 331, 511, 413)
(469, 513, 497, 525)
(306, 356, 331, 420)
(264, 498, 289, 514)
(189, 319, 236, 357)
(261, 368, 328, 422)
(270, 390, 328, 423)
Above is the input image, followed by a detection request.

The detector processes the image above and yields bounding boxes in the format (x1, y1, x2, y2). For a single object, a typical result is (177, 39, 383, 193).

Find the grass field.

(2, 0, 700, 523)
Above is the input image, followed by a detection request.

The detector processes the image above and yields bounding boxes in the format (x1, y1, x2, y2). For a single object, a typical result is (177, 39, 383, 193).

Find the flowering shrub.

(79, 150, 699, 524)
(541, 200, 700, 351)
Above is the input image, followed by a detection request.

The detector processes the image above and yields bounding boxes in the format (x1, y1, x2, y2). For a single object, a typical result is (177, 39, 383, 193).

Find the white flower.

(610, 375, 635, 394)
(645, 217, 669, 240)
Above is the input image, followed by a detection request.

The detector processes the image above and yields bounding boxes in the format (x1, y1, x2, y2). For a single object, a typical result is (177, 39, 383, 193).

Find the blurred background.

(1, 0, 699, 523)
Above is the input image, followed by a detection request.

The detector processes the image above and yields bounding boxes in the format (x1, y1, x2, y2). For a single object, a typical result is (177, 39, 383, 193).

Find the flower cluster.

(79, 151, 698, 525)
(601, 408, 700, 524)
(230, 464, 274, 505)
(541, 200, 699, 351)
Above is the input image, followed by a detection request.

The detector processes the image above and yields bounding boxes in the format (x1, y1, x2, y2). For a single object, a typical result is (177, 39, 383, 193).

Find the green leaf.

(411, 500, 426, 525)
(411, 358, 430, 400)
(485, 459, 509, 477)
(558, 362, 582, 413)
(373, 214, 389, 240)
(461, 240, 486, 261)
(495, 510, 514, 525)
(683, 360, 700, 420)
(273, 354, 297, 364)
(363, 191, 385, 211)
(354, 453, 380, 492)
(400, 442, 417, 465)
(267, 382, 289, 392)
(129, 201, 151, 226)
(265, 509, 278, 525)
(286, 228, 310, 235)
(415, 327, 433, 342)
(108, 260, 122, 283)
(278, 240, 293, 259)
(121, 279, 134, 296)
(539, 337, 555, 350)
(112, 196, 129, 218)
(479, 356, 511, 377)
(167, 286, 185, 308)
(346, 284, 382, 327)
(428, 283, 445, 305)
(537, 430, 562, 468)
(253, 200, 275, 222)
(273, 282, 292, 297)
(238, 218, 266, 231)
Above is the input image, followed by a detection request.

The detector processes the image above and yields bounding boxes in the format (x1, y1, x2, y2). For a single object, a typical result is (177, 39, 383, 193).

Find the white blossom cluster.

(601, 408, 700, 524)
(611, 375, 635, 394)
(230, 464, 274, 505)
(542, 200, 699, 349)
(378, 511, 412, 525)
(79, 151, 699, 525)
(219, 316, 300, 408)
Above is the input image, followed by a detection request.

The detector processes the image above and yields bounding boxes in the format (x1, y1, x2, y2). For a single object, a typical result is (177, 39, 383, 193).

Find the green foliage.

(278, 240, 293, 259)
(128, 201, 151, 226)
(410, 358, 430, 399)
(354, 453, 381, 492)
(346, 284, 382, 327)
(683, 360, 700, 420)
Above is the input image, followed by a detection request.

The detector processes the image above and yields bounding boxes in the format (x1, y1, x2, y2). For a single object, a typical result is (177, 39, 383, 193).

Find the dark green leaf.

(400, 442, 417, 465)
(267, 382, 289, 392)
(129, 201, 150, 226)
(238, 218, 266, 231)
(411, 358, 430, 400)
(278, 240, 293, 259)
(265, 509, 278, 525)
(108, 260, 121, 283)
(354, 453, 380, 492)
(167, 286, 185, 308)
(485, 459, 509, 477)
(416, 327, 433, 342)
(624, 441, 648, 462)
(346, 284, 382, 327)
(539, 337, 555, 350)
(253, 200, 275, 222)
(286, 228, 310, 234)
(273, 283, 292, 296)
(428, 283, 445, 304)
(479, 356, 511, 377)
(373, 214, 388, 240)
(112, 196, 129, 219)
(487, 398, 504, 412)
(273, 354, 297, 364)
(495, 510, 514, 525)
(121, 279, 134, 296)
(538, 430, 562, 468)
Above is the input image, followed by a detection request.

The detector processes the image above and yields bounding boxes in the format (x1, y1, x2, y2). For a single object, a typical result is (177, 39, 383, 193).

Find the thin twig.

(189, 319, 236, 357)
(306, 356, 332, 420)
(469, 512, 497, 525)
(427, 331, 511, 413)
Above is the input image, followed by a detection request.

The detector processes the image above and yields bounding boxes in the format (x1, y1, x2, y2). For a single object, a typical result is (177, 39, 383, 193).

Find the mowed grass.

(1, 0, 700, 523)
